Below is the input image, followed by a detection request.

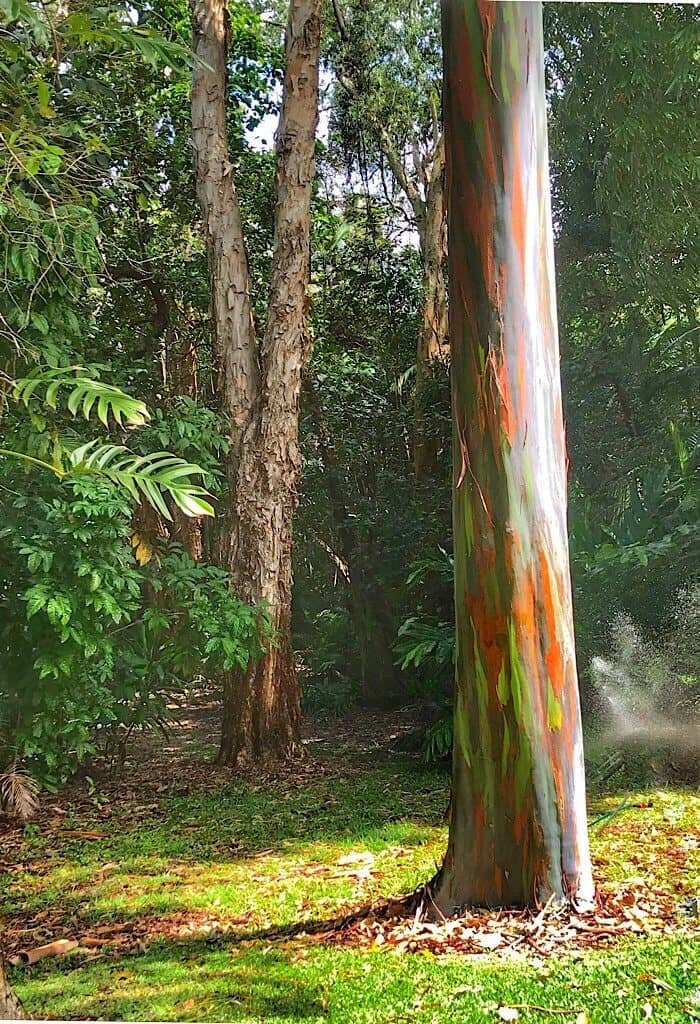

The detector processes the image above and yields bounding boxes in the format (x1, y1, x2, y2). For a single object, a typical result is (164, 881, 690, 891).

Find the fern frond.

(68, 442, 215, 519)
(0, 768, 39, 822)
(13, 366, 149, 427)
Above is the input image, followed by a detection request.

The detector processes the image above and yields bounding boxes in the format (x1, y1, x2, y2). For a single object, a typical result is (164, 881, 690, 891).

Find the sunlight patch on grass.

(4, 757, 699, 1024)
(3, 769, 698, 940)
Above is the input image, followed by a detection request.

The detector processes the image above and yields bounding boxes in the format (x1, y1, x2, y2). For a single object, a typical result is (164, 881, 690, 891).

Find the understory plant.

(0, 371, 268, 795)
(394, 548, 455, 761)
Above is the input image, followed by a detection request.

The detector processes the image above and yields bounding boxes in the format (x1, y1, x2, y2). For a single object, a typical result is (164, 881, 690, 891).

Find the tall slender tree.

(434, 0, 594, 910)
(192, 0, 321, 763)
(329, 0, 448, 478)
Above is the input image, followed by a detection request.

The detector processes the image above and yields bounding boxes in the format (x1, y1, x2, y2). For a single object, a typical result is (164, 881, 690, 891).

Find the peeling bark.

(192, 0, 258, 474)
(0, 958, 25, 1019)
(192, 0, 321, 765)
(435, 0, 594, 910)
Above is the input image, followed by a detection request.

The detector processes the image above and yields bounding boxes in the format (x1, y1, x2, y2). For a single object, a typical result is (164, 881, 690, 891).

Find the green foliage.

(328, 0, 442, 215)
(0, 469, 267, 781)
(395, 617, 453, 678)
(3, 366, 215, 518)
(132, 397, 228, 491)
(546, 3, 698, 306)
(0, 475, 145, 780)
(422, 714, 453, 764)
(147, 546, 271, 678)
(298, 609, 360, 716)
(13, 367, 149, 426)
(67, 442, 214, 520)
(570, 422, 699, 665)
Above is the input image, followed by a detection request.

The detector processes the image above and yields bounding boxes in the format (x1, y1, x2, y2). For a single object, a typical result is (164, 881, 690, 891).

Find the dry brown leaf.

(638, 974, 673, 992)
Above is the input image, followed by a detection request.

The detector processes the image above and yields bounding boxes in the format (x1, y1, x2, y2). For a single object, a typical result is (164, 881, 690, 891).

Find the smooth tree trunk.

(192, 0, 321, 764)
(435, 0, 594, 911)
(0, 958, 25, 1019)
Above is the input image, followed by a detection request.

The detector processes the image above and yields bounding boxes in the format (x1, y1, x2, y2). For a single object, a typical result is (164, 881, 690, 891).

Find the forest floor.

(1, 704, 699, 1023)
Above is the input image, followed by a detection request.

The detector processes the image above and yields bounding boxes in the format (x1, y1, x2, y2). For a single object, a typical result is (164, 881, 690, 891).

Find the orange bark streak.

(538, 549, 564, 692)
(511, 120, 527, 277)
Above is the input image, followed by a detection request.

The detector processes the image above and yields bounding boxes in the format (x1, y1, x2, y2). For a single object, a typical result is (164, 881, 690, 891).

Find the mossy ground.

(2, 708, 698, 1022)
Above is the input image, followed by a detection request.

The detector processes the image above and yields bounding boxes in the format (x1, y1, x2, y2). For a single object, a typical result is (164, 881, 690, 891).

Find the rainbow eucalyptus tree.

(434, 0, 594, 910)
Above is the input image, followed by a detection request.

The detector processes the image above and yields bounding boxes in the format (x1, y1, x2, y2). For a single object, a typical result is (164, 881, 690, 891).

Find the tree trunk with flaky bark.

(192, 0, 321, 764)
(191, 0, 259, 462)
(0, 959, 25, 1019)
(434, 0, 594, 911)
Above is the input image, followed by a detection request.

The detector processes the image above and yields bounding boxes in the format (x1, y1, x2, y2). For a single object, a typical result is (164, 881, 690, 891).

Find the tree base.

(217, 649, 303, 769)
(0, 961, 26, 1020)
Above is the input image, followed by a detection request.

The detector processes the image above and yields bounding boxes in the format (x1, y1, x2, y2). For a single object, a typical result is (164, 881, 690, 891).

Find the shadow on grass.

(11, 929, 700, 1024)
(12, 943, 334, 1022)
(21, 757, 449, 864)
(1, 759, 449, 935)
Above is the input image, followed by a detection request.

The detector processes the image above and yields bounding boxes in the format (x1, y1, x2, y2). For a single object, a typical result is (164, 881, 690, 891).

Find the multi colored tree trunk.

(435, 0, 594, 910)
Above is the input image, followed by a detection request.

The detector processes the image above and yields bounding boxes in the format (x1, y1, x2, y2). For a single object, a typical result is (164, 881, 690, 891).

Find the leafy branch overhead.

(4, 367, 214, 518)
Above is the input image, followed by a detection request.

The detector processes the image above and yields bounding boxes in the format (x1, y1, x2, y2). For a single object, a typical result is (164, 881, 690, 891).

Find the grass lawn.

(1, 709, 698, 1022)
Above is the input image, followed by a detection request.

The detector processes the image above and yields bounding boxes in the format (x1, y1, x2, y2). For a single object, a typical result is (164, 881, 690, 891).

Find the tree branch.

(331, 0, 350, 43)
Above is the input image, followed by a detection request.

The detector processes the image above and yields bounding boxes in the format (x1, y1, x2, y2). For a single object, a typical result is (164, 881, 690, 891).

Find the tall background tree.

(328, 0, 448, 478)
(192, 0, 322, 764)
(435, 0, 593, 910)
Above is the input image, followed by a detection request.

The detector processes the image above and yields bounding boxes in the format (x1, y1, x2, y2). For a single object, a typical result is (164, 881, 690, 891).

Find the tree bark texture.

(0, 958, 25, 1019)
(192, 0, 321, 765)
(435, 0, 594, 911)
(192, 0, 259, 470)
